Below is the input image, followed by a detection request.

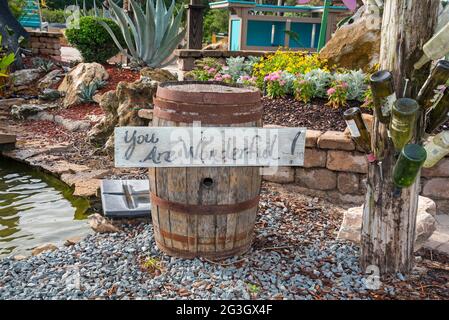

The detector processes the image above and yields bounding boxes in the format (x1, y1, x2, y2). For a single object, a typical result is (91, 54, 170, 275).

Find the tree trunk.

(360, 0, 439, 275)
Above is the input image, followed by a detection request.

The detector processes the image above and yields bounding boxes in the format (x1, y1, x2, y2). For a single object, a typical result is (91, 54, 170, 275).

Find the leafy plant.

(141, 256, 163, 275)
(33, 57, 55, 73)
(294, 78, 316, 104)
(41, 8, 67, 23)
(65, 16, 125, 63)
(252, 50, 329, 88)
(264, 71, 289, 99)
(186, 58, 223, 81)
(334, 69, 367, 101)
(8, 0, 26, 18)
(0, 36, 16, 95)
(77, 79, 105, 102)
(327, 80, 349, 108)
(99, 0, 186, 68)
(246, 283, 260, 296)
(303, 69, 333, 98)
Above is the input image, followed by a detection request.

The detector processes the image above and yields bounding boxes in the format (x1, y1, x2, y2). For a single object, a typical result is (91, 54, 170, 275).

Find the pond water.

(0, 157, 91, 257)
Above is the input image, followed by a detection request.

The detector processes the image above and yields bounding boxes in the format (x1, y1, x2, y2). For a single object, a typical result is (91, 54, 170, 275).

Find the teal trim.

(209, 0, 348, 12)
(289, 22, 321, 49)
(246, 20, 286, 47)
(230, 19, 241, 51)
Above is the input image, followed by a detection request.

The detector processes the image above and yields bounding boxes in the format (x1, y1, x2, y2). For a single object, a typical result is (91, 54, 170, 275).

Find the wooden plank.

(0, 134, 16, 145)
(114, 127, 307, 167)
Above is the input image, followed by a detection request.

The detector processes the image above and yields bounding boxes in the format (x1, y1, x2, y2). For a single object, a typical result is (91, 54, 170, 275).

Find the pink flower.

(340, 82, 349, 88)
(279, 80, 286, 86)
(222, 74, 232, 79)
(207, 68, 216, 74)
(203, 65, 210, 70)
(327, 88, 336, 95)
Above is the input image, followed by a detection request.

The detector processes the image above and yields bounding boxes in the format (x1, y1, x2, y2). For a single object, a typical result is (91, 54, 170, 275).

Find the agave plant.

(33, 57, 55, 73)
(98, 0, 186, 68)
(78, 79, 106, 103)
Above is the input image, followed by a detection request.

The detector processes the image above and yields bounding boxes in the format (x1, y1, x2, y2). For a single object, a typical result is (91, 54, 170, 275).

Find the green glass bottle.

(390, 98, 420, 152)
(417, 60, 449, 111)
(393, 144, 427, 188)
(425, 86, 449, 134)
(343, 107, 375, 161)
(370, 70, 396, 124)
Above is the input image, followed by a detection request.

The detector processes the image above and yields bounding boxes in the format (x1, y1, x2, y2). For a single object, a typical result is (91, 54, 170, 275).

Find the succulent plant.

(78, 79, 105, 103)
(98, 0, 186, 68)
(33, 57, 55, 73)
(334, 69, 367, 101)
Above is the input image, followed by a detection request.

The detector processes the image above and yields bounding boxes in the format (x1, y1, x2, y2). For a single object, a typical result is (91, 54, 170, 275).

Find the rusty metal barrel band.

(150, 193, 260, 215)
(153, 96, 263, 114)
(156, 81, 261, 105)
(153, 107, 263, 124)
(155, 240, 251, 259)
(158, 229, 250, 245)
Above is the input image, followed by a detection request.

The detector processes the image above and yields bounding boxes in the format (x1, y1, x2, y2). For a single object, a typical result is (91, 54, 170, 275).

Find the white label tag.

(381, 93, 396, 117)
(346, 119, 361, 137)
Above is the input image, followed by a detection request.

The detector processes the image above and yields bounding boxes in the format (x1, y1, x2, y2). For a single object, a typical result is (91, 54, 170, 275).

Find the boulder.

(38, 69, 63, 90)
(319, 5, 381, 71)
(140, 68, 177, 82)
(89, 213, 121, 233)
(337, 196, 437, 250)
(116, 77, 158, 127)
(58, 63, 109, 108)
(11, 103, 57, 120)
(87, 90, 119, 146)
(10, 68, 42, 86)
(31, 243, 58, 256)
(64, 236, 83, 246)
(39, 88, 62, 101)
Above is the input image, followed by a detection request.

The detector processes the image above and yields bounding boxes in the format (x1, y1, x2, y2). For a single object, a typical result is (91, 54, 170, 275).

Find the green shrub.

(65, 16, 124, 63)
(8, 0, 26, 18)
(41, 9, 66, 24)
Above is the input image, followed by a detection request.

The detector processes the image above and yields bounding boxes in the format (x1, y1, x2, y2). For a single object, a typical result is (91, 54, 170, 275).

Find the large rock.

(58, 63, 109, 108)
(89, 213, 120, 233)
(87, 90, 119, 146)
(38, 69, 63, 90)
(10, 68, 42, 86)
(115, 77, 158, 127)
(140, 68, 177, 82)
(337, 196, 437, 250)
(32, 243, 58, 256)
(11, 103, 57, 120)
(319, 5, 381, 71)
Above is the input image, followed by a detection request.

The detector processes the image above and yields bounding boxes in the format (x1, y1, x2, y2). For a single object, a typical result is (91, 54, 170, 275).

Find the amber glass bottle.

(343, 107, 375, 161)
(417, 60, 449, 111)
(370, 70, 396, 124)
(390, 98, 420, 152)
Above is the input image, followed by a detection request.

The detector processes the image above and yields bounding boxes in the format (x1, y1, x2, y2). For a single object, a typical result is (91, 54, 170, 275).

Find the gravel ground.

(1, 184, 447, 300)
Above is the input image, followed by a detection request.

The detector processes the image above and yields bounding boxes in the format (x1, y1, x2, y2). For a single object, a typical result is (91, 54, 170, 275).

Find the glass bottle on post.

(370, 70, 396, 124)
(423, 131, 449, 168)
(343, 107, 375, 162)
(416, 60, 449, 111)
(425, 86, 449, 134)
(393, 144, 427, 188)
(390, 98, 420, 152)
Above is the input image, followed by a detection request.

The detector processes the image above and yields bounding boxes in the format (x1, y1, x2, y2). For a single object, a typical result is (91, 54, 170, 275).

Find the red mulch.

(99, 64, 140, 95)
(18, 120, 82, 144)
(50, 103, 104, 121)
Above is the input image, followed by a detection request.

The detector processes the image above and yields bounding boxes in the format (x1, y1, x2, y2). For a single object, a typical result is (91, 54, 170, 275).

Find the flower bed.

(186, 50, 372, 109)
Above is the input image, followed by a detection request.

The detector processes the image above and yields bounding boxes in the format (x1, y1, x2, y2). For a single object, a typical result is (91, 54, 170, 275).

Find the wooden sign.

(115, 127, 307, 168)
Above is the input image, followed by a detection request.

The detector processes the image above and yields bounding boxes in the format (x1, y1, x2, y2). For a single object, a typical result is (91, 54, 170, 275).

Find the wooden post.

(360, 0, 440, 275)
(186, 0, 205, 49)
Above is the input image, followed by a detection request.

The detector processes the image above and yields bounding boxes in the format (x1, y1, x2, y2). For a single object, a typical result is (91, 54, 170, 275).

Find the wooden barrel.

(149, 81, 262, 259)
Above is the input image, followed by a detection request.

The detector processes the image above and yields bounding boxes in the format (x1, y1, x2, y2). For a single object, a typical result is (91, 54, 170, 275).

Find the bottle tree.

(360, 0, 440, 274)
